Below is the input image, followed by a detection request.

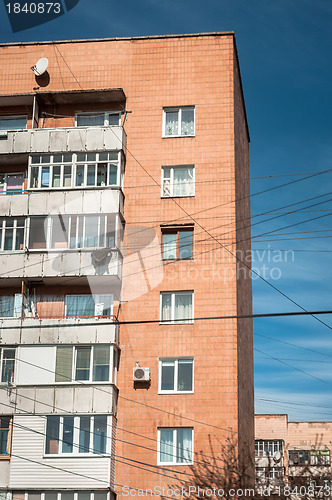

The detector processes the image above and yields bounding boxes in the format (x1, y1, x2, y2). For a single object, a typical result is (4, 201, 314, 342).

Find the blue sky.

(1, 0, 332, 420)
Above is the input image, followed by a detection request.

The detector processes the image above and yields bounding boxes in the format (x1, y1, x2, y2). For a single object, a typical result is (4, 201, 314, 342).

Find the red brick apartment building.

(0, 33, 253, 499)
(255, 415, 332, 486)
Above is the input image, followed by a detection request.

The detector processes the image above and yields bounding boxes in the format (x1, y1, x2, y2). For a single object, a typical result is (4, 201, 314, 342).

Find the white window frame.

(28, 152, 122, 190)
(158, 358, 194, 394)
(160, 291, 194, 324)
(44, 414, 111, 456)
(0, 347, 16, 384)
(0, 115, 27, 131)
(0, 218, 26, 252)
(27, 214, 120, 251)
(157, 428, 194, 466)
(255, 440, 283, 457)
(75, 111, 121, 127)
(25, 491, 110, 500)
(161, 165, 195, 198)
(0, 172, 25, 193)
(55, 344, 115, 384)
(162, 107, 195, 138)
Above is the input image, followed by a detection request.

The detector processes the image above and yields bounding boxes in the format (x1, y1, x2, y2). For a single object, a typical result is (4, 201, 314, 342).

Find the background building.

(255, 414, 332, 487)
(0, 32, 253, 498)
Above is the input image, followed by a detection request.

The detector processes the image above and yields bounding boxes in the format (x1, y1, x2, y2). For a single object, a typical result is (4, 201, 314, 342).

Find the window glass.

(75, 347, 91, 381)
(181, 108, 195, 136)
(93, 416, 107, 454)
(160, 429, 173, 463)
(161, 293, 172, 322)
(0, 117, 26, 130)
(55, 346, 73, 382)
(63, 166, 72, 187)
(94, 493, 108, 500)
(177, 428, 193, 463)
(108, 113, 120, 125)
(30, 166, 39, 188)
(84, 215, 99, 247)
(6, 173, 24, 192)
(173, 167, 192, 197)
(165, 111, 178, 136)
(178, 359, 193, 391)
(52, 166, 61, 188)
(0, 416, 10, 455)
(29, 217, 47, 249)
(51, 215, 68, 249)
(0, 296, 15, 318)
(61, 494, 74, 500)
(65, 295, 95, 317)
(87, 165, 95, 186)
(174, 293, 192, 322)
(45, 416, 60, 454)
(79, 416, 90, 453)
(76, 165, 84, 186)
(62, 416, 74, 453)
(93, 346, 110, 382)
(41, 167, 50, 188)
(44, 493, 58, 500)
(77, 114, 104, 127)
(161, 361, 174, 391)
(1, 349, 15, 384)
(179, 231, 192, 259)
(163, 233, 177, 260)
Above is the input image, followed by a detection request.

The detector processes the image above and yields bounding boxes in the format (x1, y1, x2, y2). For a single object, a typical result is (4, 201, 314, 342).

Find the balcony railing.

(0, 125, 127, 156)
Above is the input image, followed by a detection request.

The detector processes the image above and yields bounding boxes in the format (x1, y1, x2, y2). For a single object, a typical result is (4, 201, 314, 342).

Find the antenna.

(31, 57, 49, 76)
(273, 451, 281, 462)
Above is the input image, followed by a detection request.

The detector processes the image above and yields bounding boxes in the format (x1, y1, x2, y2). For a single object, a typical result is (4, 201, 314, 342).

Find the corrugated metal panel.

(10, 416, 111, 489)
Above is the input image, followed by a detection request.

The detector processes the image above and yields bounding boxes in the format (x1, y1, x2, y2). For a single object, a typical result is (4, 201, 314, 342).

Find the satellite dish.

(31, 57, 49, 76)
(273, 451, 281, 462)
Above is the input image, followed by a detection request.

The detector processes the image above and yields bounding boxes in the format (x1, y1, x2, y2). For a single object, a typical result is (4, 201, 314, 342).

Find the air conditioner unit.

(133, 367, 150, 382)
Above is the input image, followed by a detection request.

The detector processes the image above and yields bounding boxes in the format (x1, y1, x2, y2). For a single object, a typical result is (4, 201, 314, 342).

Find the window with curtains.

(29, 152, 122, 189)
(0, 116, 27, 131)
(55, 345, 116, 383)
(65, 295, 113, 318)
(76, 112, 121, 127)
(162, 228, 193, 259)
(159, 358, 193, 393)
(161, 166, 194, 197)
(28, 214, 119, 250)
(0, 348, 15, 383)
(160, 292, 194, 324)
(158, 428, 193, 465)
(0, 218, 25, 251)
(162, 107, 195, 137)
(45, 415, 109, 455)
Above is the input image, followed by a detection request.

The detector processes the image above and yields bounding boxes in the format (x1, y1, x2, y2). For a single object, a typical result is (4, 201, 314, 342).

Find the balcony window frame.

(75, 111, 121, 127)
(162, 107, 195, 138)
(161, 165, 195, 198)
(55, 344, 117, 384)
(0, 416, 12, 459)
(25, 492, 110, 500)
(158, 358, 194, 394)
(0, 218, 26, 252)
(160, 291, 194, 324)
(0, 348, 16, 384)
(44, 414, 110, 456)
(28, 152, 122, 190)
(255, 439, 284, 458)
(27, 213, 121, 251)
(0, 115, 27, 131)
(161, 227, 193, 260)
(157, 427, 194, 466)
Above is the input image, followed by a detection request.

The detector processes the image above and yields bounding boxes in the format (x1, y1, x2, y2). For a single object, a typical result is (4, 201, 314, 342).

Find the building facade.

(255, 414, 332, 487)
(0, 33, 253, 498)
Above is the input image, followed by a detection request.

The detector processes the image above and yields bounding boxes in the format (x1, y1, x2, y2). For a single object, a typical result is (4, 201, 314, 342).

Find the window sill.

(0, 454, 10, 461)
(162, 258, 194, 262)
(161, 195, 195, 199)
(157, 461, 193, 466)
(162, 135, 195, 139)
(159, 321, 194, 325)
(158, 391, 194, 395)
